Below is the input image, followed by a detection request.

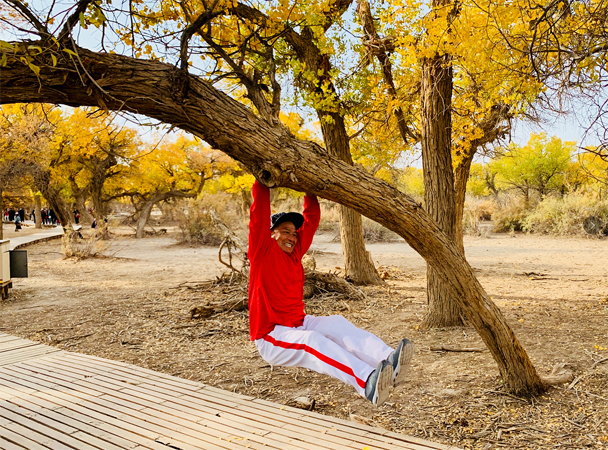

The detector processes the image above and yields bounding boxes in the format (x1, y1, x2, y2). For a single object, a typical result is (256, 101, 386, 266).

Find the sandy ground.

(1, 227, 607, 449)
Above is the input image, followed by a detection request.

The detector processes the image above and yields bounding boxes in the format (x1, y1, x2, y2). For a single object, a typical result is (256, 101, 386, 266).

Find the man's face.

(271, 222, 298, 254)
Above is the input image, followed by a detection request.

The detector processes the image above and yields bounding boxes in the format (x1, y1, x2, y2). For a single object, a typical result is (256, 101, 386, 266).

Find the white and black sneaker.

(364, 359, 393, 406)
(387, 338, 414, 386)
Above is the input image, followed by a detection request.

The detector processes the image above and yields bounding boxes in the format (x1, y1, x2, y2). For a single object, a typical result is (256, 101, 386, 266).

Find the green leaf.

(51, 54, 57, 67)
(0, 53, 7, 67)
(0, 40, 14, 50)
(79, 12, 86, 29)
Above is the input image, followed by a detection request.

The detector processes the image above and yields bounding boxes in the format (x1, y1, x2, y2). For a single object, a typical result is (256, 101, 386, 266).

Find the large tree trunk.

(135, 199, 157, 239)
(319, 113, 384, 286)
(34, 194, 42, 229)
(420, 51, 464, 328)
(0, 43, 546, 396)
(32, 170, 70, 226)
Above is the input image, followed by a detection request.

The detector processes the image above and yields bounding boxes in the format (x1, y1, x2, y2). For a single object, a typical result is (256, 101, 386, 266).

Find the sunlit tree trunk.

(319, 112, 384, 286)
(420, 47, 464, 328)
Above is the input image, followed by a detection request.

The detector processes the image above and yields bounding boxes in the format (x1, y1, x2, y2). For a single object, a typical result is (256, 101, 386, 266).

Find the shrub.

(492, 193, 530, 232)
(362, 217, 401, 242)
(61, 227, 112, 259)
(462, 196, 496, 235)
(523, 193, 608, 235)
(176, 193, 244, 246)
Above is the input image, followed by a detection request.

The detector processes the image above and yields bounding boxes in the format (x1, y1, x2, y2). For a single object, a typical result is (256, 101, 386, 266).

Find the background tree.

(107, 135, 229, 238)
(491, 134, 575, 205)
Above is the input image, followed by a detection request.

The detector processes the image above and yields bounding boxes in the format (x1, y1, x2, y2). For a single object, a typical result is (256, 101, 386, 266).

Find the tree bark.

(136, 198, 157, 238)
(0, 43, 546, 396)
(420, 50, 464, 328)
(34, 194, 42, 229)
(319, 112, 385, 285)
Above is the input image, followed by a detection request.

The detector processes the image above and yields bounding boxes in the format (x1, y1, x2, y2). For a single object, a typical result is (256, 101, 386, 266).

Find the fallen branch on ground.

(428, 345, 487, 352)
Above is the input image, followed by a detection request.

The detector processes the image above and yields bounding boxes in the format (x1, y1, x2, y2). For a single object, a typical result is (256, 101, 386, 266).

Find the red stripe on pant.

(262, 334, 367, 388)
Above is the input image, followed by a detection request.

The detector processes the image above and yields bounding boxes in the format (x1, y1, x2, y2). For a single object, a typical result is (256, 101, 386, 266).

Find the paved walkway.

(8, 226, 64, 251)
(0, 333, 459, 450)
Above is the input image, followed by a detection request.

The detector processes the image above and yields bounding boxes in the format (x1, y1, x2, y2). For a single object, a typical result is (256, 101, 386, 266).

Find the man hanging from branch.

(248, 180, 414, 406)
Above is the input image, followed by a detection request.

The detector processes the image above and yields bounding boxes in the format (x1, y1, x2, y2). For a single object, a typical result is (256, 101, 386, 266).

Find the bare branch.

(4, 0, 50, 37)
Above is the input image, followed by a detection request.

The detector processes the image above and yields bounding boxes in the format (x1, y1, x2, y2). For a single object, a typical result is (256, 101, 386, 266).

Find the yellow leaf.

(51, 54, 57, 67)
(63, 49, 77, 57)
(28, 62, 40, 76)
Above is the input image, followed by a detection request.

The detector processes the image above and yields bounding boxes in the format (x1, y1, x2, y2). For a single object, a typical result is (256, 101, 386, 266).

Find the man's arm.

(248, 180, 271, 262)
(296, 194, 321, 256)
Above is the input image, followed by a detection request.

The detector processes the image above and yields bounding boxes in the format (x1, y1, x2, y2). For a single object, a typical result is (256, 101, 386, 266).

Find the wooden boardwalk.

(0, 333, 459, 450)
(8, 226, 64, 251)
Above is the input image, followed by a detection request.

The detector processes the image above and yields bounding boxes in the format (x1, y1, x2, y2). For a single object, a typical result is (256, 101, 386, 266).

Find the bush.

(176, 193, 244, 246)
(362, 217, 401, 242)
(462, 196, 496, 235)
(61, 227, 112, 259)
(523, 193, 608, 235)
(492, 193, 530, 232)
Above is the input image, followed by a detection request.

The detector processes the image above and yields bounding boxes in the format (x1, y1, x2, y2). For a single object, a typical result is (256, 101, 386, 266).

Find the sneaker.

(387, 338, 414, 386)
(364, 359, 393, 406)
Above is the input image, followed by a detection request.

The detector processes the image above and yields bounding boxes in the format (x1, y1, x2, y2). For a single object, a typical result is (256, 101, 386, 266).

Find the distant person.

(73, 209, 80, 224)
(49, 209, 56, 225)
(14, 214, 21, 231)
(8, 209, 15, 222)
(18, 208, 25, 222)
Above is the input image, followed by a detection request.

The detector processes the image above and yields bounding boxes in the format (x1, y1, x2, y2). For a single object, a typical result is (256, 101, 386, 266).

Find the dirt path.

(1, 230, 607, 449)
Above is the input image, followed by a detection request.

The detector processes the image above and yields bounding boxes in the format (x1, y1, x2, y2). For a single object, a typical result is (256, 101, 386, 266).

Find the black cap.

(270, 212, 304, 230)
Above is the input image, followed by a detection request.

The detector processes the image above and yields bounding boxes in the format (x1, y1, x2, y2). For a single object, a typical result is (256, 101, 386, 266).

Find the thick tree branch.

(57, 0, 97, 42)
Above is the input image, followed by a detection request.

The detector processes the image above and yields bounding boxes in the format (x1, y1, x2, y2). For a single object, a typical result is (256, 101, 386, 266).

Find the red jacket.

(248, 181, 320, 340)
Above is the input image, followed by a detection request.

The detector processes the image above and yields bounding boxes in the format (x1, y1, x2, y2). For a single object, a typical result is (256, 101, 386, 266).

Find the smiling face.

(271, 222, 298, 254)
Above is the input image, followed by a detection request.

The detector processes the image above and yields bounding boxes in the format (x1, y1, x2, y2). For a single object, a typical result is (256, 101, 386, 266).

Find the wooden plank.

(4, 363, 325, 450)
(24, 357, 430, 450)
(0, 420, 74, 450)
(0, 435, 26, 450)
(0, 375, 168, 450)
(0, 425, 51, 450)
(0, 346, 61, 364)
(0, 368, 270, 450)
(0, 403, 105, 450)
(0, 379, 218, 450)
(0, 335, 23, 345)
(0, 341, 39, 353)
(0, 338, 458, 450)
(0, 395, 140, 450)
(19, 359, 362, 450)
(48, 354, 443, 450)
(10, 360, 357, 450)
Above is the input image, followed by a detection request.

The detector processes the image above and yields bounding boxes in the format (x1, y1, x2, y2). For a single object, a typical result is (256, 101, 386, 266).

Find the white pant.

(255, 315, 393, 396)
